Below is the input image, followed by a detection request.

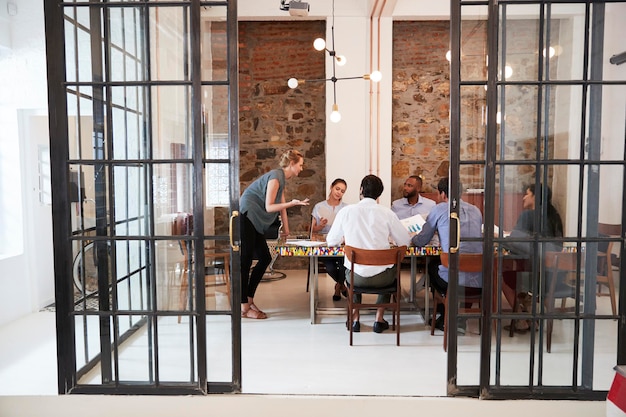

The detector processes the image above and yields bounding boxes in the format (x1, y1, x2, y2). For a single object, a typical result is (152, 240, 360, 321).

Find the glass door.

(449, 0, 626, 399)
(44, 0, 241, 394)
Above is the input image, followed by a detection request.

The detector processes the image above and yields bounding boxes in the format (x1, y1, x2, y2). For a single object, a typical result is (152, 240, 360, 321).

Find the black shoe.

(346, 320, 360, 332)
(428, 316, 445, 331)
(373, 320, 389, 334)
(332, 294, 341, 301)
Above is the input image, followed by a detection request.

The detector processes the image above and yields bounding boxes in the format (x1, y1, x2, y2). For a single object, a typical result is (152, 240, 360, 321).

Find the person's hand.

(291, 198, 310, 206)
(319, 217, 328, 227)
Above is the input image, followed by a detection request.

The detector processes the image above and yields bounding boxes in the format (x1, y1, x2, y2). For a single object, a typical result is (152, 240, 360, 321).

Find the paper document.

(400, 214, 426, 234)
(285, 239, 326, 247)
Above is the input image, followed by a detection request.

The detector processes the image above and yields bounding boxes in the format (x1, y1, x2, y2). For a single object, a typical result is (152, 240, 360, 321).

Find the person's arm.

(390, 214, 411, 246)
(411, 213, 437, 247)
(264, 178, 309, 213)
(326, 210, 345, 246)
(279, 192, 290, 236)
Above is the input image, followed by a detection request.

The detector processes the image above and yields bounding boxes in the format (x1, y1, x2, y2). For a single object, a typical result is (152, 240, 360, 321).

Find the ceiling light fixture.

(287, 0, 381, 123)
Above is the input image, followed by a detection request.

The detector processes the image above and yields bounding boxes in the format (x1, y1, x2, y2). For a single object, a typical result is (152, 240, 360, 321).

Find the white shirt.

(326, 198, 411, 277)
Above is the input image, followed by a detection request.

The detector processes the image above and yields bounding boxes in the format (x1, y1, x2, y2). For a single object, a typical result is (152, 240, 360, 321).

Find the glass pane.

(157, 238, 193, 313)
(603, 3, 626, 82)
(151, 86, 191, 159)
(497, 85, 539, 161)
(459, 10, 488, 83)
(115, 240, 149, 312)
(149, 7, 190, 81)
(202, 85, 229, 155)
(75, 315, 109, 382)
(544, 84, 585, 162)
(111, 88, 147, 160)
(206, 316, 233, 381)
(69, 164, 109, 236)
(201, 7, 228, 82)
(460, 85, 487, 159)
(204, 239, 232, 312)
(156, 317, 196, 382)
(544, 4, 586, 81)
(67, 92, 109, 160)
(113, 165, 149, 236)
(109, 7, 144, 83)
(499, 5, 541, 83)
(152, 163, 193, 220)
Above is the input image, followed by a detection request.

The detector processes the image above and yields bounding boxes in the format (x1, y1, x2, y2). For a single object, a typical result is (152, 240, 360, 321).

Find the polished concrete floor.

(0, 268, 619, 396)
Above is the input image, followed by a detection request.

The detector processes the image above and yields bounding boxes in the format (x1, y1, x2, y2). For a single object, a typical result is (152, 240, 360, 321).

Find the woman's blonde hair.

(279, 149, 303, 168)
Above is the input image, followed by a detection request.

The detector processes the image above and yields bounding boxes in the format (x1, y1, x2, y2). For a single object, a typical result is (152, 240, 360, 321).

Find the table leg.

(409, 256, 416, 304)
(424, 256, 430, 326)
(310, 256, 318, 324)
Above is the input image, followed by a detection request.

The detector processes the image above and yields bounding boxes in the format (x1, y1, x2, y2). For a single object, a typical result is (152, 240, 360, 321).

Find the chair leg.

(607, 274, 617, 316)
(443, 297, 449, 352)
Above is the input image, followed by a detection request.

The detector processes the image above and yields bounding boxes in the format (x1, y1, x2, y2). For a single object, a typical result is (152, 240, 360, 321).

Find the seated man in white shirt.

(391, 175, 436, 220)
(326, 175, 411, 334)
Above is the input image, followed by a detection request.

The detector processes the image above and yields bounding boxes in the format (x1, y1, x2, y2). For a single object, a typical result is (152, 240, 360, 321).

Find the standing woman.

(311, 178, 349, 301)
(239, 150, 310, 319)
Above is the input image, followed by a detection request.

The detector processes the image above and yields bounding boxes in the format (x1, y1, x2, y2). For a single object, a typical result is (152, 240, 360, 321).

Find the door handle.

(450, 212, 460, 253)
(230, 211, 240, 252)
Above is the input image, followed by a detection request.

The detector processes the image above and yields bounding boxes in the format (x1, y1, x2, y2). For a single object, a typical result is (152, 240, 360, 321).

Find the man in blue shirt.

(411, 177, 483, 334)
(391, 175, 436, 220)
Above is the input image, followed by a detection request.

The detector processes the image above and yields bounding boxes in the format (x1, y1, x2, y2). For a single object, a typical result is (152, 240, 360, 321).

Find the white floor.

(0, 269, 619, 397)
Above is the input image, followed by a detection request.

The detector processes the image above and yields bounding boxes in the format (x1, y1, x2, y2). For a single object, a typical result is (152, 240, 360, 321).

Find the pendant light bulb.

(335, 55, 347, 66)
(287, 78, 299, 89)
(313, 38, 326, 51)
(330, 104, 341, 123)
(368, 70, 382, 83)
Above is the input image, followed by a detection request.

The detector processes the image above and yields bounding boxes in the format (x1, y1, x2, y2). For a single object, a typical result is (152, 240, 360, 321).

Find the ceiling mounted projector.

(280, 0, 310, 17)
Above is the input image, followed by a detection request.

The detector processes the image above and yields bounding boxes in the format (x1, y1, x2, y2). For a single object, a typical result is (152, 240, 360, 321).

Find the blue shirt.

(391, 195, 436, 220)
(240, 169, 285, 234)
(411, 200, 483, 287)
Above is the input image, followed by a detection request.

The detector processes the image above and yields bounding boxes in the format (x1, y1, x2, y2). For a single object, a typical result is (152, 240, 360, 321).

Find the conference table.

(275, 241, 441, 324)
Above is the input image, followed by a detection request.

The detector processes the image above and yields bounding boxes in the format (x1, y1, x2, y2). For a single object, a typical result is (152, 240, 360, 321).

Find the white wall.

(0, 0, 52, 326)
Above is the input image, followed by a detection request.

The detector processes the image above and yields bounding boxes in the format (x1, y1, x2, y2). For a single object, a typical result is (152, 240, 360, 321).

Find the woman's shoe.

(333, 283, 341, 301)
(340, 284, 348, 298)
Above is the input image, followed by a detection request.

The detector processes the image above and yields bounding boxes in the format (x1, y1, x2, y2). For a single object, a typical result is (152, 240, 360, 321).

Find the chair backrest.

(343, 245, 407, 267)
(544, 251, 579, 299)
(440, 252, 483, 273)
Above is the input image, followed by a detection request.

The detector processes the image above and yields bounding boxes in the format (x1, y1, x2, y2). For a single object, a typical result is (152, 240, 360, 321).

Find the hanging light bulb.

(313, 38, 326, 51)
(368, 70, 382, 83)
(445, 50, 452, 62)
(287, 78, 299, 89)
(504, 65, 513, 79)
(330, 103, 341, 123)
(335, 55, 347, 66)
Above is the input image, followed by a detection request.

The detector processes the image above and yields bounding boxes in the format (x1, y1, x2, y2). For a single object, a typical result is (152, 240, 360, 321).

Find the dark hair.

(409, 175, 423, 186)
(360, 175, 384, 199)
(331, 178, 347, 188)
(527, 183, 563, 237)
(437, 177, 449, 197)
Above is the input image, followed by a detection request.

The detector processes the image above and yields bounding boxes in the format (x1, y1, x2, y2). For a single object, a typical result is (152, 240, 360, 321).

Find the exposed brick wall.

(238, 21, 327, 268)
(238, 21, 327, 235)
(391, 20, 559, 201)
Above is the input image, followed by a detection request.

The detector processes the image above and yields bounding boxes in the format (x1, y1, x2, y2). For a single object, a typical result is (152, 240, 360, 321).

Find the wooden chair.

(543, 251, 579, 353)
(597, 223, 620, 316)
(173, 213, 231, 323)
(434, 252, 483, 352)
(344, 245, 406, 346)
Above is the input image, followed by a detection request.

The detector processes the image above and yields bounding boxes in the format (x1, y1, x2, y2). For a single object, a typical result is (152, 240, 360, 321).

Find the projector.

(288, 1, 310, 17)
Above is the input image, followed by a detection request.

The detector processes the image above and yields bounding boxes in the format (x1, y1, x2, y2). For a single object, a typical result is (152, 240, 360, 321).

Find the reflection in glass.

(151, 86, 191, 159)
(201, 7, 228, 82)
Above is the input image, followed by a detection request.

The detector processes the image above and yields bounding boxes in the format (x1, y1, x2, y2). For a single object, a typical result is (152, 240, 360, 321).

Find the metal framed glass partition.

(449, 0, 626, 399)
(44, 0, 241, 394)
